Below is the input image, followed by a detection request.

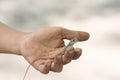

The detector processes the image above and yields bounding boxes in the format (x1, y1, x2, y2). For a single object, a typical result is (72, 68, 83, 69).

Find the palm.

(20, 27, 65, 64)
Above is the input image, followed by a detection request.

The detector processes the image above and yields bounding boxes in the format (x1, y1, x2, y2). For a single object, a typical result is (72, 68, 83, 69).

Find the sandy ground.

(0, 0, 120, 80)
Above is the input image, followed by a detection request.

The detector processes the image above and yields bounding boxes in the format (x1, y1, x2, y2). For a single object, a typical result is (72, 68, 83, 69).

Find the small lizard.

(61, 38, 79, 54)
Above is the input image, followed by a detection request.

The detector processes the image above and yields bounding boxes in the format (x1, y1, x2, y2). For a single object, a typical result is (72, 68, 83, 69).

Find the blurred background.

(0, 0, 120, 80)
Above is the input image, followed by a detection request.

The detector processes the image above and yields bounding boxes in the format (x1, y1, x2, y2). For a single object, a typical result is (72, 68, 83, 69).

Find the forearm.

(0, 22, 26, 55)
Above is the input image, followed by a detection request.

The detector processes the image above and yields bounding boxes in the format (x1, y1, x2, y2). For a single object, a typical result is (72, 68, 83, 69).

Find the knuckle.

(63, 59, 71, 64)
(41, 70, 49, 74)
(56, 27, 64, 32)
(56, 67, 63, 72)
(57, 69, 62, 72)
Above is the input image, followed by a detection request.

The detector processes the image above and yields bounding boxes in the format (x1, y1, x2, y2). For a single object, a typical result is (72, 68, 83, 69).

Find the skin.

(0, 22, 89, 74)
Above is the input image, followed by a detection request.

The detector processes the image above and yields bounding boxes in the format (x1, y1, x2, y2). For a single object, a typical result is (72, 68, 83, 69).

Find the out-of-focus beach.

(0, 0, 120, 80)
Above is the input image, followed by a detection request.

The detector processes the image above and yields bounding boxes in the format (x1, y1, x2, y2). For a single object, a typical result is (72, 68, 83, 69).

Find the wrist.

(0, 22, 31, 55)
(10, 31, 30, 55)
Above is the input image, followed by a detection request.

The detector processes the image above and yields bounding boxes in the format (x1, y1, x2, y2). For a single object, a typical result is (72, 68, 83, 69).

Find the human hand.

(19, 27, 89, 74)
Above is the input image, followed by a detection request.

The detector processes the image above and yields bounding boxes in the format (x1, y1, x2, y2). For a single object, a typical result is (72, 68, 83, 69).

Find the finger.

(72, 48, 82, 60)
(32, 59, 51, 74)
(50, 54, 63, 72)
(62, 46, 75, 65)
(62, 28, 90, 41)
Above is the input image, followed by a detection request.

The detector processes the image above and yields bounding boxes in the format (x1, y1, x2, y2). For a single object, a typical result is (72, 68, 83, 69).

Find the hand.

(19, 27, 89, 74)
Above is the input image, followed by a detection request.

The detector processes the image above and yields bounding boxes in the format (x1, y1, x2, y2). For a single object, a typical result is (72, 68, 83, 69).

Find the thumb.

(62, 28, 90, 41)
